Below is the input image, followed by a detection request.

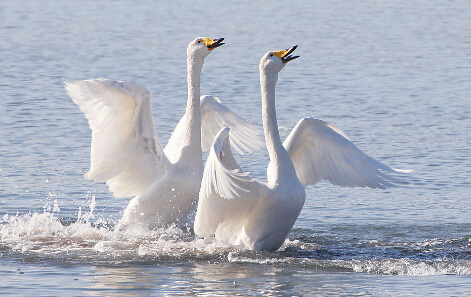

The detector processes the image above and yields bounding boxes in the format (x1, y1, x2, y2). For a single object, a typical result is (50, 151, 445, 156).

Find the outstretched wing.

(200, 96, 265, 154)
(165, 96, 265, 161)
(65, 79, 170, 197)
(194, 127, 264, 239)
(283, 117, 410, 189)
(165, 96, 265, 160)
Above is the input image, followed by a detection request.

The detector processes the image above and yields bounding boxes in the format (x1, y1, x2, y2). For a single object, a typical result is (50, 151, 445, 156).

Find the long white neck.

(179, 54, 203, 166)
(260, 70, 283, 158)
(260, 69, 295, 186)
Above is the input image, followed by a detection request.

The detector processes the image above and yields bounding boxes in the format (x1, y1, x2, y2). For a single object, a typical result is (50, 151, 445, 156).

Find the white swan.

(65, 37, 264, 230)
(194, 45, 410, 252)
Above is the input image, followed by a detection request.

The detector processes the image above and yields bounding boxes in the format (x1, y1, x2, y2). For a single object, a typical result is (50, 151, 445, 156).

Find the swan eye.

(198, 40, 201, 43)
(270, 54, 273, 57)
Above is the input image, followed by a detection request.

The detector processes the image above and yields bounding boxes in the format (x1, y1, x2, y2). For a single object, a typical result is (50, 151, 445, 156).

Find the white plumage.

(66, 37, 265, 230)
(194, 46, 409, 252)
(283, 117, 410, 189)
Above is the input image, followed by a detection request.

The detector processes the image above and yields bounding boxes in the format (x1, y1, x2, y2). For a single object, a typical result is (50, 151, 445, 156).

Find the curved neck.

(261, 69, 292, 186)
(260, 70, 283, 157)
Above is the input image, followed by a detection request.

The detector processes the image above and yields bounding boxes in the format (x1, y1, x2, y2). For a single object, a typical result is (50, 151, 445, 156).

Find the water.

(1, 0, 471, 295)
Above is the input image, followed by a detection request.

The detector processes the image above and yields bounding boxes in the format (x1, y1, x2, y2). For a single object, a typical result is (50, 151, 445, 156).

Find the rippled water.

(1, 0, 471, 295)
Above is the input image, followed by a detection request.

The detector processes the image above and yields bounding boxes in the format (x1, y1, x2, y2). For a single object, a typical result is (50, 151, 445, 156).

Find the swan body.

(194, 46, 409, 251)
(66, 37, 264, 230)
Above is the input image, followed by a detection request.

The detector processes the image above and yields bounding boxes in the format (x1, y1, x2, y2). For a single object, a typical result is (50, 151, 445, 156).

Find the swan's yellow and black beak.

(273, 45, 299, 63)
(201, 38, 225, 50)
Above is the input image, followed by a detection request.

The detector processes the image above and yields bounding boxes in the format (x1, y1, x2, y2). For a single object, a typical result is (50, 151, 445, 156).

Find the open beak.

(201, 38, 225, 50)
(273, 45, 299, 63)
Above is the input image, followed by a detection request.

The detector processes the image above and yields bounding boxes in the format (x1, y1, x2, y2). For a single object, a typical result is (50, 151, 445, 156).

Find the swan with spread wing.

(194, 45, 410, 252)
(65, 37, 265, 230)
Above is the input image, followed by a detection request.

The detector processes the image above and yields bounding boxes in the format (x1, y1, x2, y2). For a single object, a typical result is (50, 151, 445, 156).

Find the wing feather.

(200, 96, 265, 154)
(194, 127, 263, 239)
(65, 79, 169, 197)
(164, 95, 265, 160)
(283, 117, 410, 189)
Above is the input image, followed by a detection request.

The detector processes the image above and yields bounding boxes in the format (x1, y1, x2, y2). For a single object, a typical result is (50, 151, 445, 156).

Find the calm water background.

(1, 0, 471, 295)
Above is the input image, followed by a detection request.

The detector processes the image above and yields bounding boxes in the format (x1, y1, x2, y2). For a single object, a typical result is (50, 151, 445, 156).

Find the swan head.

(259, 45, 299, 74)
(188, 37, 225, 60)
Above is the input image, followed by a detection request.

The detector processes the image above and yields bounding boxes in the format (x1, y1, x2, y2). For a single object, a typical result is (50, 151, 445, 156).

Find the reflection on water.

(3, 259, 470, 296)
(71, 259, 471, 296)
(87, 261, 336, 296)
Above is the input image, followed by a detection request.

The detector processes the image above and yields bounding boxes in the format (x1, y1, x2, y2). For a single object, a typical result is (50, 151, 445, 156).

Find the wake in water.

(1, 199, 471, 276)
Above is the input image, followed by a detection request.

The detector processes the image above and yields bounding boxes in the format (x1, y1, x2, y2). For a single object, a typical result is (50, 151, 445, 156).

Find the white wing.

(200, 96, 265, 154)
(166, 95, 265, 158)
(65, 79, 170, 197)
(163, 111, 186, 164)
(283, 117, 410, 189)
(194, 127, 264, 239)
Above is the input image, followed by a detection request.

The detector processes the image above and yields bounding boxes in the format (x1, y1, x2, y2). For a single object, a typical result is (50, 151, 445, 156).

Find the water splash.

(348, 258, 471, 276)
(1, 210, 471, 276)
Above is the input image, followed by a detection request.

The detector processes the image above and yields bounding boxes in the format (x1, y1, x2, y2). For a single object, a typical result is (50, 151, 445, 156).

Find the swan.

(65, 37, 265, 230)
(194, 45, 410, 252)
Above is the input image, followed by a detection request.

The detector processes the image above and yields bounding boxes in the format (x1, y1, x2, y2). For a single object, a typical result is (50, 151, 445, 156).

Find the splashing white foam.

(347, 258, 471, 276)
(0, 210, 238, 262)
(1, 211, 471, 276)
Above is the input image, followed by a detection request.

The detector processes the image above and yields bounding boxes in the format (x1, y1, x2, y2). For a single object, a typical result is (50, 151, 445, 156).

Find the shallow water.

(2, 0, 471, 295)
